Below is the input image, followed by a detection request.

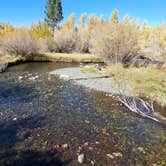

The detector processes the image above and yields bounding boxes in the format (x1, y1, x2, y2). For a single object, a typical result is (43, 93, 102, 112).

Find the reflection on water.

(0, 62, 165, 165)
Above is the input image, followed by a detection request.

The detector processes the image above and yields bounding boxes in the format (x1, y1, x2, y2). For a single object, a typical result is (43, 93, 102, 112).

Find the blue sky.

(0, 0, 165, 27)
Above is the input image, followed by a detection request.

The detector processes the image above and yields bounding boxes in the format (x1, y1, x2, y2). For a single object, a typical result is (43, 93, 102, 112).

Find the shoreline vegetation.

(0, 53, 103, 63)
(0, 53, 103, 72)
(50, 66, 166, 125)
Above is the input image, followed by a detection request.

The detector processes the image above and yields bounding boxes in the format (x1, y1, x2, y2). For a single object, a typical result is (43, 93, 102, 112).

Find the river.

(0, 62, 165, 165)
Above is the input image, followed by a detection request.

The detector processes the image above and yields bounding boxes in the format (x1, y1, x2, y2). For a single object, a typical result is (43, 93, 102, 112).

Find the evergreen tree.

(45, 0, 63, 30)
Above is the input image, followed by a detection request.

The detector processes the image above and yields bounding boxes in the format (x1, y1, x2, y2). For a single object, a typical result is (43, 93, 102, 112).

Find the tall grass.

(104, 64, 166, 106)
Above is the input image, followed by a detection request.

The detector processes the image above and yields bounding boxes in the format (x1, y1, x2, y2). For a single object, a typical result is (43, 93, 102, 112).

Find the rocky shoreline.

(1, 61, 166, 124)
(50, 67, 166, 125)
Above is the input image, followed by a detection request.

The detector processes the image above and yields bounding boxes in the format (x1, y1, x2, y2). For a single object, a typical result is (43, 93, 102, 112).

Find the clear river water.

(0, 62, 165, 166)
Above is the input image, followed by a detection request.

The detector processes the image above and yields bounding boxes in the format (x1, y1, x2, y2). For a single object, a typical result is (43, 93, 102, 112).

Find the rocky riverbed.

(0, 62, 166, 165)
(50, 67, 166, 124)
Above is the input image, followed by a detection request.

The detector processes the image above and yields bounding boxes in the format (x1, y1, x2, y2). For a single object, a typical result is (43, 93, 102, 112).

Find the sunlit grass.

(0, 54, 24, 64)
(104, 64, 166, 106)
(81, 64, 101, 73)
(43, 53, 103, 63)
(0, 53, 103, 64)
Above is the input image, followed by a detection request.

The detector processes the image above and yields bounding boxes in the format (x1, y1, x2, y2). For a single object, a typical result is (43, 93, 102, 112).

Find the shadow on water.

(0, 115, 44, 150)
(0, 81, 37, 104)
(7, 62, 79, 73)
(0, 116, 70, 166)
(0, 150, 65, 166)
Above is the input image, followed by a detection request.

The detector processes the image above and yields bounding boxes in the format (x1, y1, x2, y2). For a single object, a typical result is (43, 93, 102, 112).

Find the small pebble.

(88, 147, 93, 151)
(13, 117, 17, 121)
(91, 160, 95, 165)
(54, 144, 60, 148)
(106, 154, 114, 159)
(112, 152, 123, 157)
(62, 144, 69, 149)
(84, 142, 89, 146)
(84, 120, 90, 124)
(78, 154, 84, 164)
(18, 76, 23, 80)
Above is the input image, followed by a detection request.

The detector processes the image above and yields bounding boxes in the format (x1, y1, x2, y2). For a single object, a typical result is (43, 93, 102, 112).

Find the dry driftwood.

(116, 96, 166, 124)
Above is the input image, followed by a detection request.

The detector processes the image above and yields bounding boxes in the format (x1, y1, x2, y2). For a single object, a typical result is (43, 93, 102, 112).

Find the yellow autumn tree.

(30, 21, 52, 39)
(109, 9, 119, 24)
(53, 14, 77, 52)
(0, 23, 15, 36)
(90, 10, 140, 63)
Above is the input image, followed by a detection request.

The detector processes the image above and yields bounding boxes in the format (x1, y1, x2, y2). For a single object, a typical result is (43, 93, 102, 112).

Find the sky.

(0, 0, 165, 27)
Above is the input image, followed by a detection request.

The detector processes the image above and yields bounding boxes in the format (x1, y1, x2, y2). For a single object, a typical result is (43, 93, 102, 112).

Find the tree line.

(0, 1, 165, 64)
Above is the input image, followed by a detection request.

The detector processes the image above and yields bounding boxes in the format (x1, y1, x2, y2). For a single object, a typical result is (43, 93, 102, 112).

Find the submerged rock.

(0, 63, 8, 73)
(78, 154, 84, 164)
(18, 76, 23, 80)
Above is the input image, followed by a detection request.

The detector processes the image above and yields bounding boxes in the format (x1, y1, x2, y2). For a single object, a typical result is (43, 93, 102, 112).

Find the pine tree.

(45, 0, 63, 30)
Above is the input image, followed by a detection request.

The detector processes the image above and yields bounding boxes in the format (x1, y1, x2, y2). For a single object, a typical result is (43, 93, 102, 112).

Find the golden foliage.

(0, 23, 15, 36)
(30, 21, 52, 39)
(0, 10, 166, 61)
(90, 10, 140, 63)
(1, 29, 41, 56)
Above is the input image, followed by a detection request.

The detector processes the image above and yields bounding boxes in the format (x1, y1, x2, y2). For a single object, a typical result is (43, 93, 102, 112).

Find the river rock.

(0, 63, 8, 73)
(62, 144, 69, 149)
(78, 154, 84, 164)
(18, 76, 23, 80)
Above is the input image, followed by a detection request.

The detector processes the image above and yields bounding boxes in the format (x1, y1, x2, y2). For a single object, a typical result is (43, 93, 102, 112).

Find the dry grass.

(41, 53, 103, 63)
(0, 53, 103, 64)
(0, 54, 26, 64)
(104, 64, 166, 106)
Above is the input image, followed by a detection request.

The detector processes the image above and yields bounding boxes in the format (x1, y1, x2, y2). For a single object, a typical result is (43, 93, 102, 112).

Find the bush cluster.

(0, 10, 165, 63)
(1, 29, 41, 56)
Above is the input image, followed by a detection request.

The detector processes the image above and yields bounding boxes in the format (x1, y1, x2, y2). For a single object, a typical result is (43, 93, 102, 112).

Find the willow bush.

(90, 11, 140, 64)
(1, 29, 41, 56)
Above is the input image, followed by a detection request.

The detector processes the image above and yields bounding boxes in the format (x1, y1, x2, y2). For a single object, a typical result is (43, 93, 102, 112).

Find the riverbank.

(1, 54, 165, 124)
(0, 53, 103, 73)
(50, 67, 166, 125)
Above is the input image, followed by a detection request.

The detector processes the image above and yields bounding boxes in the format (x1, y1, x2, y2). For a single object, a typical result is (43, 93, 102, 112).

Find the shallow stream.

(0, 62, 165, 165)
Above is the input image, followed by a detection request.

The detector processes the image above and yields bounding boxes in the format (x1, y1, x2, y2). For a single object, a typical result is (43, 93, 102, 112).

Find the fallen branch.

(117, 96, 160, 122)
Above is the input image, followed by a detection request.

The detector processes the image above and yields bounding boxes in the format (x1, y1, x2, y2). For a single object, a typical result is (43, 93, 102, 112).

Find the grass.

(42, 53, 103, 63)
(0, 54, 27, 65)
(0, 53, 103, 65)
(104, 64, 166, 106)
(80, 64, 101, 73)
